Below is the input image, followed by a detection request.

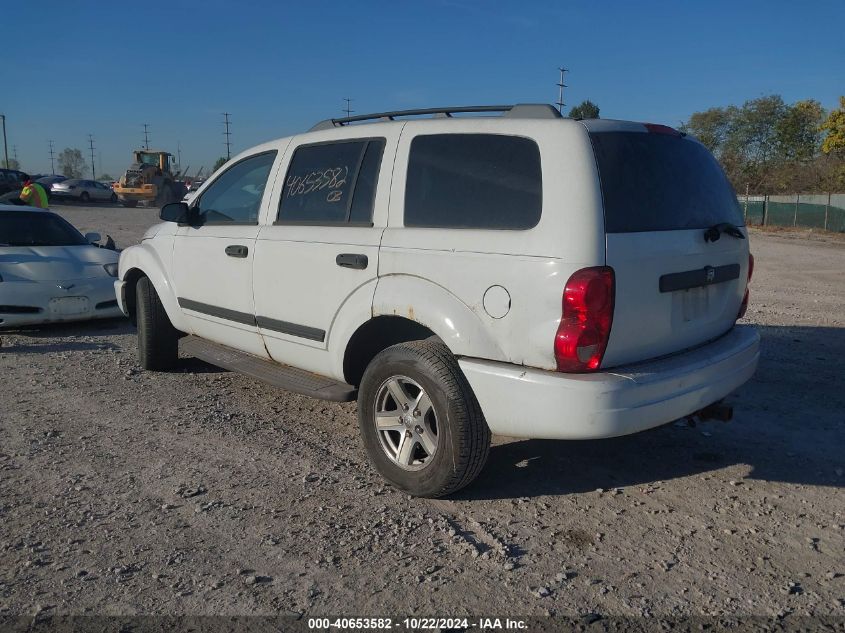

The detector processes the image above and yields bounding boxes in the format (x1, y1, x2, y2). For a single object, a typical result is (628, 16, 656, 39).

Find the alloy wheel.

(373, 375, 438, 471)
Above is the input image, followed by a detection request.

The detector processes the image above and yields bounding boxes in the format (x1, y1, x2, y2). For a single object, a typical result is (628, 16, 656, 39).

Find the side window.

(277, 138, 385, 225)
(405, 134, 542, 230)
(196, 151, 277, 224)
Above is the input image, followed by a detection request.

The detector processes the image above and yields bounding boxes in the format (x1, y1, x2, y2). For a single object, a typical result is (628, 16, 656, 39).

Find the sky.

(2, 0, 843, 177)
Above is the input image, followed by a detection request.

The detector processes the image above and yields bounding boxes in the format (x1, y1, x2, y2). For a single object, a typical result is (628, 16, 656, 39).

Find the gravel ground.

(1, 204, 843, 620)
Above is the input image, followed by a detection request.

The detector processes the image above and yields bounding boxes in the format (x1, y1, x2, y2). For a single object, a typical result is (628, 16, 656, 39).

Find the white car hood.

(0, 245, 119, 282)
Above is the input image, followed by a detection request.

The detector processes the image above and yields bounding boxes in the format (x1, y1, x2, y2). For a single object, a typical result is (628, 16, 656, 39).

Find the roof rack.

(309, 103, 561, 131)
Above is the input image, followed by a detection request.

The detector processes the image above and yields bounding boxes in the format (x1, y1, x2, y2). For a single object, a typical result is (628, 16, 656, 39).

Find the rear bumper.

(459, 325, 760, 440)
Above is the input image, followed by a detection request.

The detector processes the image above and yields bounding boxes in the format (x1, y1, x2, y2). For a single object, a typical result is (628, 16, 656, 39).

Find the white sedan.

(0, 205, 124, 328)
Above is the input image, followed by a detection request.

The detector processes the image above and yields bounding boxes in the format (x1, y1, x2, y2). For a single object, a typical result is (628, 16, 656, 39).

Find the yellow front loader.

(113, 150, 185, 208)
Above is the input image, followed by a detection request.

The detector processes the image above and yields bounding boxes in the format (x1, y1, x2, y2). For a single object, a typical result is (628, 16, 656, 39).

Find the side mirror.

(85, 232, 101, 244)
(160, 202, 192, 224)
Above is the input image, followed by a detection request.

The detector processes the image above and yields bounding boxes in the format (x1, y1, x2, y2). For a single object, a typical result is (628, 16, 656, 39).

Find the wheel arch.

(339, 276, 508, 386)
(342, 316, 437, 387)
(371, 274, 507, 360)
(118, 243, 189, 332)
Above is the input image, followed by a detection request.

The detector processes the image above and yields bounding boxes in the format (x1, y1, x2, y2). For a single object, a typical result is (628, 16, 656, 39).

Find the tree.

(99, 173, 114, 181)
(820, 96, 845, 155)
(775, 99, 824, 161)
(683, 95, 844, 194)
(568, 100, 600, 119)
(212, 157, 228, 172)
(6, 158, 20, 170)
(57, 148, 87, 179)
(725, 95, 786, 169)
(681, 106, 736, 154)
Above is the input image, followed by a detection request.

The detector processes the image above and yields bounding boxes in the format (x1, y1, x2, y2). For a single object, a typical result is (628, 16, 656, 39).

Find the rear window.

(405, 134, 542, 230)
(590, 132, 743, 233)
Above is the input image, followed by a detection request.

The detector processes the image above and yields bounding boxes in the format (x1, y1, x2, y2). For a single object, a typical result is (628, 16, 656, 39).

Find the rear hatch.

(585, 121, 749, 368)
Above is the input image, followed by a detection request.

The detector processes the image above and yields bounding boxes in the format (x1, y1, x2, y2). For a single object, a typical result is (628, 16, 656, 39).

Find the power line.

(49, 140, 56, 175)
(556, 66, 569, 114)
(142, 123, 150, 150)
(222, 112, 232, 160)
(342, 98, 354, 118)
(88, 134, 96, 180)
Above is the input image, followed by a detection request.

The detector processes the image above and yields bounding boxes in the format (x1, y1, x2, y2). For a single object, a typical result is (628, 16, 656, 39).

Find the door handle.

(336, 253, 368, 270)
(225, 244, 249, 258)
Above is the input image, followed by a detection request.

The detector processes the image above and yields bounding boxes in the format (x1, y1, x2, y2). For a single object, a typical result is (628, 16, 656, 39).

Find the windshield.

(139, 153, 160, 166)
(0, 211, 88, 247)
(590, 131, 744, 233)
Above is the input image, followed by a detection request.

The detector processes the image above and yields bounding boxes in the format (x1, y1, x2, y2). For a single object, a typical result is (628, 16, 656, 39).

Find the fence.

(739, 193, 845, 232)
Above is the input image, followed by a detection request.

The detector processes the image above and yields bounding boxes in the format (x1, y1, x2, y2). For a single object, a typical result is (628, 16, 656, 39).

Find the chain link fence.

(740, 193, 845, 232)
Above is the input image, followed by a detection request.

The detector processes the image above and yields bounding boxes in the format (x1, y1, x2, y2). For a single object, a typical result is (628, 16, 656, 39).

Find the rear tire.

(79, 191, 90, 203)
(136, 276, 179, 371)
(358, 339, 491, 498)
(110, 193, 118, 203)
(122, 200, 138, 208)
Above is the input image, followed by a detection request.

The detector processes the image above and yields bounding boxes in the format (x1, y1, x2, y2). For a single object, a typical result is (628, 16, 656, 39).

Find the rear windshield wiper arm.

(704, 222, 745, 242)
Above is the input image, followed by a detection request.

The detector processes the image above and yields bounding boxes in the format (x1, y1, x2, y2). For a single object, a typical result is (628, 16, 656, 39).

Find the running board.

(179, 336, 357, 402)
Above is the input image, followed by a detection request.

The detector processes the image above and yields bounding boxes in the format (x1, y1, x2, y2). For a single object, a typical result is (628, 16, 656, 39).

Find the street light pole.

(1, 114, 8, 169)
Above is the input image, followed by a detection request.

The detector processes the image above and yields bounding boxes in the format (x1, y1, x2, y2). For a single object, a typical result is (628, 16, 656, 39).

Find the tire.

(79, 191, 90, 203)
(110, 193, 118, 203)
(358, 339, 491, 498)
(136, 276, 179, 371)
(122, 200, 138, 208)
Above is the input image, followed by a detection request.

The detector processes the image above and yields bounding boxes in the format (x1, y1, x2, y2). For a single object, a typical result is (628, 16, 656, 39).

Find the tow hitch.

(692, 401, 733, 423)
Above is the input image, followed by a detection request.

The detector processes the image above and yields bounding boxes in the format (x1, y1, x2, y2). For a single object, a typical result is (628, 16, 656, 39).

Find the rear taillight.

(737, 253, 754, 319)
(554, 266, 615, 372)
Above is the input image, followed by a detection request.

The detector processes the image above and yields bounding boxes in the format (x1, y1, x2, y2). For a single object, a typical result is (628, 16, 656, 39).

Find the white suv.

(115, 104, 759, 497)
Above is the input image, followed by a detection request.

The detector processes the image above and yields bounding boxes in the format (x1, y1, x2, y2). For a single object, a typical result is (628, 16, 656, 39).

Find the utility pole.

(222, 112, 232, 160)
(1, 114, 8, 169)
(177, 141, 182, 172)
(88, 134, 96, 180)
(142, 123, 150, 150)
(556, 67, 569, 114)
(49, 140, 56, 175)
(342, 98, 354, 118)
(12, 145, 18, 164)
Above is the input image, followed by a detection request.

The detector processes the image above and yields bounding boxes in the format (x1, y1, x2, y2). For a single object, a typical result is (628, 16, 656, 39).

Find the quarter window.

(277, 139, 385, 225)
(196, 151, 277, 224)
(404, 134, 542, 230)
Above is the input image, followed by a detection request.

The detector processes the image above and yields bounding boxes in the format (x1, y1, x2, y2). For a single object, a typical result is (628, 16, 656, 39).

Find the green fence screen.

(739, 193, 845, 232)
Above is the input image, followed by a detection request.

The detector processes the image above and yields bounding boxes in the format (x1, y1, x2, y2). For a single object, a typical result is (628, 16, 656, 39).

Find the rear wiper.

(704, 222, 745, 242)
